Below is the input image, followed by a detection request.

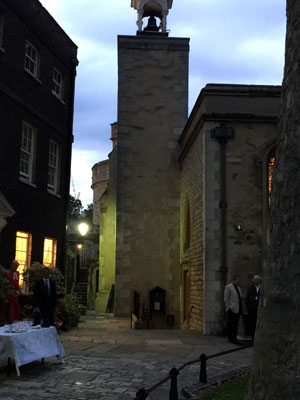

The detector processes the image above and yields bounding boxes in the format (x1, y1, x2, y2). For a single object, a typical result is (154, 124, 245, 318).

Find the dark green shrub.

(59, 294, 86, 330)
(0, 265, 14, 324)
(22, 262, 65, 296)
(0, 264, 14, 302)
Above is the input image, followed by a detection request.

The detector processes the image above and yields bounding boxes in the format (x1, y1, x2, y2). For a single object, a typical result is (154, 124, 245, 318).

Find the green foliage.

(22, 262, 65, 296)
(68, 195, 83, 219)
(0, 264, 14, 302)
(197, 375, 248, 400)
(81, 203, 93, 224)
(59, 294, 86, 330)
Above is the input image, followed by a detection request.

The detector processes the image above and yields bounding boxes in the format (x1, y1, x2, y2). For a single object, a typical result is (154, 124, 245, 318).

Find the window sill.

(19, 177, 37, 188)
(47, 188, 61, 199)
(24, 69, 42, 84)
(51, 90, 65, 105)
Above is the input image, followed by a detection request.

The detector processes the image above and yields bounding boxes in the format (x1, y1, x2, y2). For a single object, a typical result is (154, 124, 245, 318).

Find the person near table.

(245, 274, 262, 339)
(33, 267, 57, 327)
(7, 260, 21, 323)
(224, 273, 243, 344)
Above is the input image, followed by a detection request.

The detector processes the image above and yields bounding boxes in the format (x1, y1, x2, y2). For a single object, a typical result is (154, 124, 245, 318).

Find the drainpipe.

(210, 125, 234, 328)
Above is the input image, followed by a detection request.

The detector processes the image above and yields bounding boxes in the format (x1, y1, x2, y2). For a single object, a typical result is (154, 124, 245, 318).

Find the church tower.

(96, 1, 189, 326)
(115, 0, 189, 323)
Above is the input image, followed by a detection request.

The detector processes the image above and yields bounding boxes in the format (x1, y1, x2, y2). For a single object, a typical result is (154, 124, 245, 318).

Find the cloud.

(39, 0, 286, 206)
(71, 149, 109, 207)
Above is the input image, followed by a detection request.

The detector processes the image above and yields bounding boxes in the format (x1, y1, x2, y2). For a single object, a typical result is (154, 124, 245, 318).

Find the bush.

(22, 262, 65, 296)
(0, 264, 14, 302)
(0, 265, 14, 324)
(59, 294, 86, 331)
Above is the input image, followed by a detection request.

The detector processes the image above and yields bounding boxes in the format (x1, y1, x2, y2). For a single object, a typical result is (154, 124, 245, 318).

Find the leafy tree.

(67, 195, 83, 219)
(247, 2, 300, 399)
(81, 203, 93, 224)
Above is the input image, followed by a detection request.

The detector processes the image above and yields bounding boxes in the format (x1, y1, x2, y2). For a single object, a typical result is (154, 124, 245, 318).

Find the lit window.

(52, 68, 64, 99)
(47, 140, 60, 193)
(15, 231, 32, 288)
(43, 238, 57, 267)
(268, 151, 275, 205)
(24, 41, 39, 78)
(0, 15, 4, 49)
(20, 122, 35, 183)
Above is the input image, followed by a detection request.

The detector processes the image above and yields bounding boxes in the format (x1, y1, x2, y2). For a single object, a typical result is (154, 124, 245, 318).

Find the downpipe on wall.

(211, 125, 234, 331)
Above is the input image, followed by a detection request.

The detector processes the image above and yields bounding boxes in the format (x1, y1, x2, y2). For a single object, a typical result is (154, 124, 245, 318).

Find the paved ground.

(0, 313, 253, 399)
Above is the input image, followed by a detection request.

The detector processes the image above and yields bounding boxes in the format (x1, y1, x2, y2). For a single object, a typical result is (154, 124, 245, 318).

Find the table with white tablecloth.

(0, 325, 65, 376)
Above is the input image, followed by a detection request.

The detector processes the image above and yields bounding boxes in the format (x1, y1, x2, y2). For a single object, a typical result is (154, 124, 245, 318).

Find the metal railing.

(134, 343, 253, 399)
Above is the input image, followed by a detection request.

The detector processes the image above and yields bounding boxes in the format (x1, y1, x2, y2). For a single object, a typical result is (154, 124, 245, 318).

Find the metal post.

(169, 367, 179, 400)
(199, 354, 207, 384)
(135, 388, 148, 399)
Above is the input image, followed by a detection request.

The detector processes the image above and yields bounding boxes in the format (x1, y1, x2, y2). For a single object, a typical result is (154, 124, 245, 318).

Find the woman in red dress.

(7, 260, 20, 323)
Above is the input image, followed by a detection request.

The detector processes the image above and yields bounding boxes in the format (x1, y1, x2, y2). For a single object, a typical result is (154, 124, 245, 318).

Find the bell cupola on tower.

(105, 0, 190, 322)
(131, 0, 173, 33)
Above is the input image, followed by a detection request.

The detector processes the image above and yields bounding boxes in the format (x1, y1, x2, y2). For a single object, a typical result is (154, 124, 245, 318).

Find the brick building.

(0, 0, 78, 282)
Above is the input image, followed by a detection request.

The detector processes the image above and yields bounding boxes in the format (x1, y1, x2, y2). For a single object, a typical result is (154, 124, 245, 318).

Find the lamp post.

(74, 223, 89, 287)
(78, 222, 89, 236)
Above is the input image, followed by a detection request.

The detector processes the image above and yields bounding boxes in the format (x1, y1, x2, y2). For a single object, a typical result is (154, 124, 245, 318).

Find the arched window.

(267, 150, 275, 205)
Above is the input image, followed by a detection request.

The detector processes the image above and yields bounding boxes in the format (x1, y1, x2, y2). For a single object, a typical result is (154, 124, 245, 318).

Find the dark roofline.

(92, 159, 110, 170)
(179, 83, 281, 147)
(3, 0, 78, 50)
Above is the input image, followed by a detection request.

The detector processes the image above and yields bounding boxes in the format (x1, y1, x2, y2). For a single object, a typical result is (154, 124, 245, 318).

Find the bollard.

(199, 353, 207, 384)
(169, 367, 179, 400)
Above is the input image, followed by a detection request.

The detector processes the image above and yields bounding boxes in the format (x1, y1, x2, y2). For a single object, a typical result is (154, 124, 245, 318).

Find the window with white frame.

(0, 15, 4, 49)
(20, 122, 35, 183)
(43, 237, 57, 267)
(47, 140, 60, 193)
(24, 40, 39, 78)
(52, 67, 64, 100)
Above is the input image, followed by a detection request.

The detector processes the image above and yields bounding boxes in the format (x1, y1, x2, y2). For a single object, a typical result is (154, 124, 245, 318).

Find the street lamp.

(78, 222, 89, 236)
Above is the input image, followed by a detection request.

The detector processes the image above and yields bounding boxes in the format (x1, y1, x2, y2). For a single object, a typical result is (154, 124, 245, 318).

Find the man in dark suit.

(33, 267, 57, 327)
(245, 275, 262, 339)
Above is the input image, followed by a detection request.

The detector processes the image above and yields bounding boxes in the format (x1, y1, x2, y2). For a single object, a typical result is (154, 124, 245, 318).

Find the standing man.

(245, 275, 262, 339)
(33, 267, 57, 327)
(224, 274, 243, 344)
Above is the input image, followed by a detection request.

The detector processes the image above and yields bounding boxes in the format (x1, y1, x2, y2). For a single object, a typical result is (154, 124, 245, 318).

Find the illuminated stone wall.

(95, 150, 117, 312)
(179, 127, 205, 332)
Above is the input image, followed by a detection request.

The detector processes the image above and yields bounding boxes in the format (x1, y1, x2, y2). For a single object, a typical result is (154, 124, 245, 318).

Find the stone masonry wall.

(180, 128, 205, 331)
(115, 34, 189, 324)
(204, 120, 278, 334)
(180, 119, 278, 334)
(92, 160, 109, 226)
(204, 124, 223, 334)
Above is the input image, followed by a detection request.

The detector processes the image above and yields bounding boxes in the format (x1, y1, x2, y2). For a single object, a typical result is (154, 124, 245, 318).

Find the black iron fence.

(134, 343, 253, 400)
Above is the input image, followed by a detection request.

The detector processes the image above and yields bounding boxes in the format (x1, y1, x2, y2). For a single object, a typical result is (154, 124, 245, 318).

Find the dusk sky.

(40, 0, 286, 207)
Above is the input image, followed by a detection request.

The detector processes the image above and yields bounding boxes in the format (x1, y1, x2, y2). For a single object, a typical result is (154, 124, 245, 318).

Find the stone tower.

(111, 1, 189, 325)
